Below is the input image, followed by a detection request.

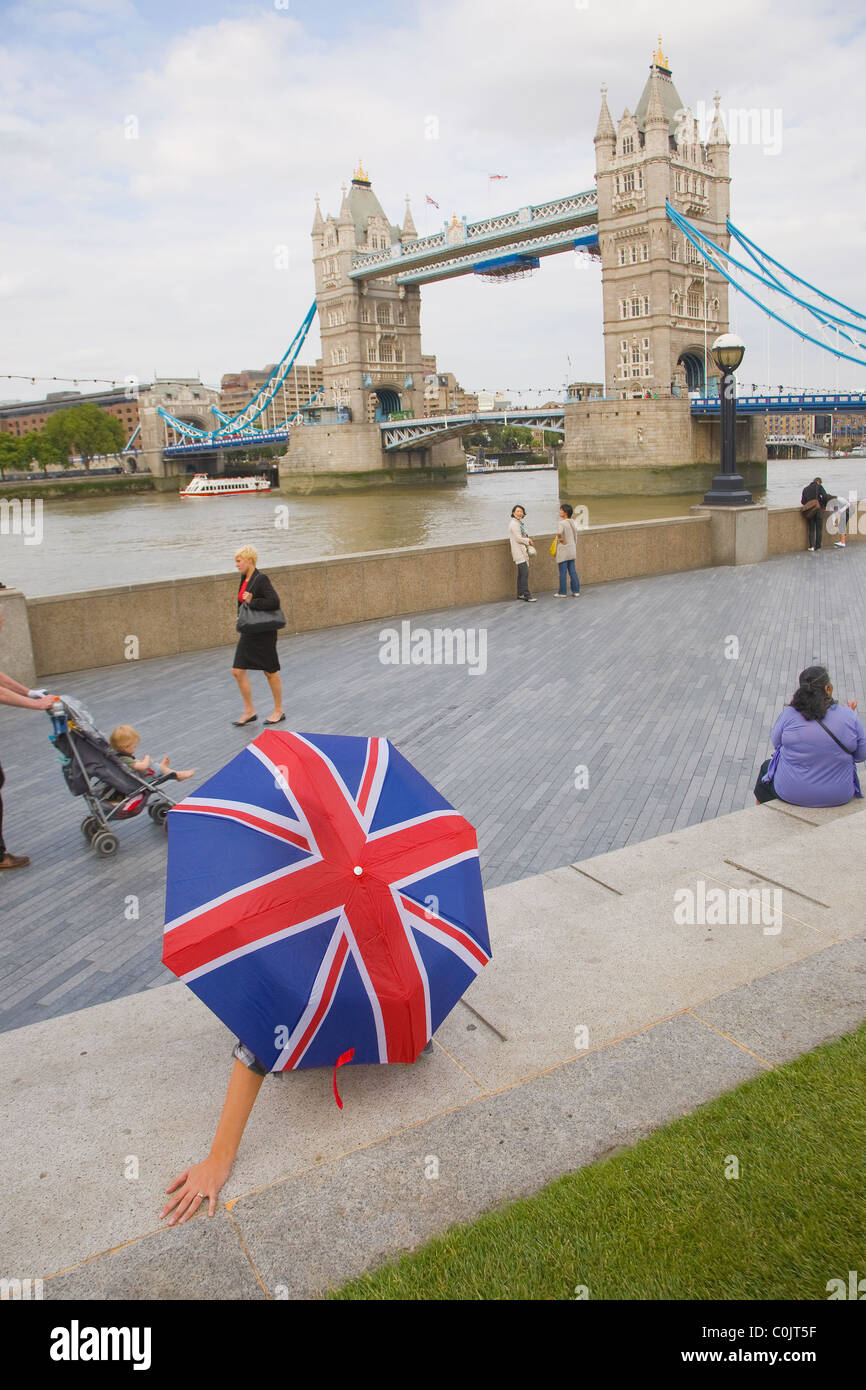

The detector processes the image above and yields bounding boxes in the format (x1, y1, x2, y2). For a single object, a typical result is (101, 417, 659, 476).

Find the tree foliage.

(41, 403, 125, 469)
(464, 424, 537, 451)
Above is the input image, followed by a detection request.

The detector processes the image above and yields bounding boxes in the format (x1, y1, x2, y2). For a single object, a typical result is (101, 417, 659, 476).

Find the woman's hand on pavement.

(33, 694, 56, 709)
(848, 699, 858, 710)
(161, 1157, 231, 1224)
(241, 592, 252, 603)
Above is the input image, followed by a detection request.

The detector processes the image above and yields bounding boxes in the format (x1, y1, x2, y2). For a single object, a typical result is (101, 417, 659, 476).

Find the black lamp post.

(701, 332, 753, 505)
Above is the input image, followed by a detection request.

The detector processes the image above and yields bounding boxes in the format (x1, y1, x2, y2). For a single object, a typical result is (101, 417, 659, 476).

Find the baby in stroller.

(109, 725, 195, 782)
(48, 696, 195, 857)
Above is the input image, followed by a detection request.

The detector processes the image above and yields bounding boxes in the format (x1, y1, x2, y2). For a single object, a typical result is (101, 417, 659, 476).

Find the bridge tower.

(312, 163, 427, 422)
(594, 41, 731, 399)
(137, 379, 221, 480)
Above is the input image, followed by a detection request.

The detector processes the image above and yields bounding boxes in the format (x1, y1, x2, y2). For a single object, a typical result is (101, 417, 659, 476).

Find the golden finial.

(654, 35, 669, 68)
(449, 212, 460, 227)
(353, 157, 369, 182)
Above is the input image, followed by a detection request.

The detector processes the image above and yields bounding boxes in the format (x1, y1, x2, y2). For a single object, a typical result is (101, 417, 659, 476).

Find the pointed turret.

(707, 91, 729, 178)
(708, 91, 728, 146)
(402, 196, 418, 241)
(594, 84, 616, 144)
(594, 84, 616, 171)
(634, 42, 685, 137)
(312, 194, 324, 232)
(643, 69, 669, 156)
(645, 74, 667, 129)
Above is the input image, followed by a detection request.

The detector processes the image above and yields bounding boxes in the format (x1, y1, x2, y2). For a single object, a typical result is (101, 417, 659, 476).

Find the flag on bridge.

(162, 730, 490, 1103)
(488, 173, 508, 181)
(425, 194, 440, 208)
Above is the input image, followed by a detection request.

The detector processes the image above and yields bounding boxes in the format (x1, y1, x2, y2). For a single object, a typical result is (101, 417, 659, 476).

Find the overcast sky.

(2, 0, 866, 404)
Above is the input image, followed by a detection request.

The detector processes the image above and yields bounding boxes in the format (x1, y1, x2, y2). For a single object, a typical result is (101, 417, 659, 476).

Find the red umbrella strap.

(332, 1048, 355, 1110)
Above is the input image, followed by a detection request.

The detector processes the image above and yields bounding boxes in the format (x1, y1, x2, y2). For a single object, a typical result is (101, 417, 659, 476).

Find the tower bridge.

(141, 43, 862, 496)
(279, 43, 767, 495)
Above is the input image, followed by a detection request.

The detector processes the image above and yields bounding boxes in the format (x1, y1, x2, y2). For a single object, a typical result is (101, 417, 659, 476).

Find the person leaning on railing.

(800, 477, 830, 551)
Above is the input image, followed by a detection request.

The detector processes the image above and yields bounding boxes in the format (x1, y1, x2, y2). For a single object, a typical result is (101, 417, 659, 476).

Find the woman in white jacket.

(509, 505, 537, 602)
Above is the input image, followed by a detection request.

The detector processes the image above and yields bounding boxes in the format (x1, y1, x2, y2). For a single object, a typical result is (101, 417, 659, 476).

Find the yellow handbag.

(549, 538, 557, 557)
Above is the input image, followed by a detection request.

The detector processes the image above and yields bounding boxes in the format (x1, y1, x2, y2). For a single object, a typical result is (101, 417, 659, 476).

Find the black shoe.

(523, 595, 537, 603)
(264, 714, 286, 725)
(232, 714, 258, 727)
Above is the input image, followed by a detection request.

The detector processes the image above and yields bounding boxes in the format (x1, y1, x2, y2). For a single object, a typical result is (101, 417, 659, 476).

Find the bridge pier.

(559, 397, 766, 496)
(279, 423, 466, 492)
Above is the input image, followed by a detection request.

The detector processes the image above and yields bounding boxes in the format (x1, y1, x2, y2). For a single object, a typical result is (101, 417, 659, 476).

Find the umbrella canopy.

(163, 730, 490, 1073)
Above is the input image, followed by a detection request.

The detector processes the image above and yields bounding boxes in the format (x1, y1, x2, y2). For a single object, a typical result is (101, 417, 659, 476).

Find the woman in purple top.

(757, 665, 866, 807)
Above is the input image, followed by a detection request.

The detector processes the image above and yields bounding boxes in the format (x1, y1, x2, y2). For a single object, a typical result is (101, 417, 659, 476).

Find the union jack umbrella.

(162, 731, 490, 1096)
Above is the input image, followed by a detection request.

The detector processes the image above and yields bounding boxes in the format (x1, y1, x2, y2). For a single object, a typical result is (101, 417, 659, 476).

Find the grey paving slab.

(45, 1212, 265, 1301)
(572, 802, 861, 895)
(230, 1012, 764, 1300)
(691, 935, 866, 1065)
(4, 543, 866, 1033)
(0, 981, 480, 1277)
(442, 867, 831, 1091)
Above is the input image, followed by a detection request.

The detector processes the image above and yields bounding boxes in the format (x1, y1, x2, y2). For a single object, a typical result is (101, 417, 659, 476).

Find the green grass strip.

(332, 1023, 866, 1300)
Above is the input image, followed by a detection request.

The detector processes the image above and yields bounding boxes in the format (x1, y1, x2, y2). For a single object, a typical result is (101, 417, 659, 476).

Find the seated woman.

(756, 665, 866, 806)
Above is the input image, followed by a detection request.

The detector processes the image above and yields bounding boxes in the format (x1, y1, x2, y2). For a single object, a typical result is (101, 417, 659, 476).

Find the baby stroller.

(47, 695, 177, 857)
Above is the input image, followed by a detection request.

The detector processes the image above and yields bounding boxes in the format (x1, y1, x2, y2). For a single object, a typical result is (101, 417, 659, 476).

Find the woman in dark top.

(231, 546, 285, 727)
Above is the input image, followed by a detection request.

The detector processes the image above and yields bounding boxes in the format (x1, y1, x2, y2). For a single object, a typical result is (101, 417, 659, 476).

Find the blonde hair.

(110, 725, 140, 753)
(235, 545, 258, 567)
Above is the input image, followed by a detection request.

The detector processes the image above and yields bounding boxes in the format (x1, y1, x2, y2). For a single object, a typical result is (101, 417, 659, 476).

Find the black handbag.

(236, 604, 286, 634)
(753, 756, 777, 803)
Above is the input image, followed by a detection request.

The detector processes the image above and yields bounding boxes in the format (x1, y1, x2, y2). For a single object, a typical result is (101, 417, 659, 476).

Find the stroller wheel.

(92, 831, 119, 858)
(81, 816, 99, 839)
(148, 802, 170, 826)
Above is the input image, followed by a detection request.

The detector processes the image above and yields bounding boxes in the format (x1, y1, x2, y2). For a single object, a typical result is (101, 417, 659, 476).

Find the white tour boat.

(179, 473, 272, 497)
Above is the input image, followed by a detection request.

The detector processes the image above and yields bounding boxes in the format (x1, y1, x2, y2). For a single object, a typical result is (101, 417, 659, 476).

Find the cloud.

(1, 0, 865, 399)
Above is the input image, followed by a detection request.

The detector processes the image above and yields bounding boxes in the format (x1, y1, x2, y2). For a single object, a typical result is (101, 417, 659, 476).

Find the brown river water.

(2, 460, 863, 598)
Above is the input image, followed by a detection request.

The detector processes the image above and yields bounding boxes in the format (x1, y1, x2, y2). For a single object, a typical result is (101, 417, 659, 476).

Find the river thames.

(3, 458, 864, 597)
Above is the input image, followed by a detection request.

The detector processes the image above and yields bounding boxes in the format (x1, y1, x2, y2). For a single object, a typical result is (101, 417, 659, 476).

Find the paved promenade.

(3, 798, 864, 1296)
(2, 542, 866, 1034)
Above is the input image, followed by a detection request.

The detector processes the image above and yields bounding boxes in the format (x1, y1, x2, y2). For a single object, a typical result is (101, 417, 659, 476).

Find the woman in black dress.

(231, 546, 285, 727)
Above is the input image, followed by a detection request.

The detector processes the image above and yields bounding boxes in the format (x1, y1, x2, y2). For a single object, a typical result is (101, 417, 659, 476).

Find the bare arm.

(0, 682, 53, 710)
(161, 1059, 265, 1224)
(0, 670, 31, 696)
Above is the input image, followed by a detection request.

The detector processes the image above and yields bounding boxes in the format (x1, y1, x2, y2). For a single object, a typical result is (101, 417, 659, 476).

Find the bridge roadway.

(383, 392, 866, 450)
(691, 391, 866, 416)
(3, 540, 866, 1036)
(348, 190, 598, 286)
(380, 408, 565, 450)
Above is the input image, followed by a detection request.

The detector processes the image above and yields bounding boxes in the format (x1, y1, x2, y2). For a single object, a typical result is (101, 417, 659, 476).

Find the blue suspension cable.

(727, 218, 866, 324)
(214, 301, 317, 435)
(725, 220, 866, 352)
(667, 204, 866, 345)
(665, 203, 866, 368)
(158, 302, 318, 443)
